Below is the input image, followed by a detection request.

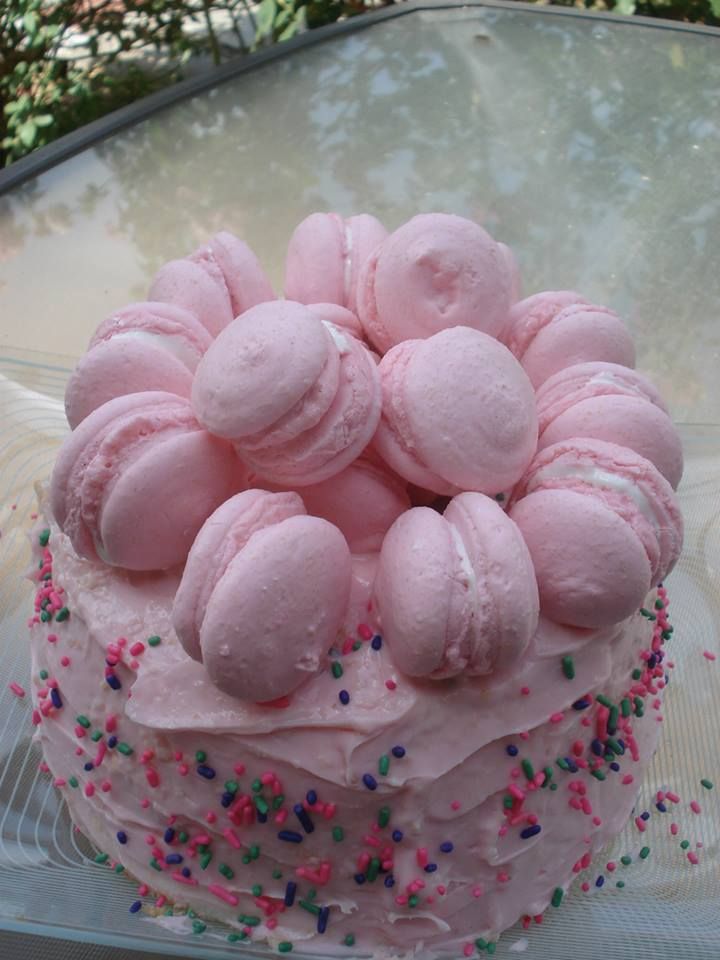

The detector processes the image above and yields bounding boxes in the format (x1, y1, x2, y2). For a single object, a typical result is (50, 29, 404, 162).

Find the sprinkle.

(561, 656, 575, 680)
(129, 900, 142, 914)
(595, 875, 605, 888)
(591, 769, 607, 781)
(551, 887, 564, 908)
(521, 759, 534, 781)
(520, 825, 542, 840)
(117, 831, 128, 844)
(147, 635, 161, 647)
(9, 682, 26, 698)
(94, 852, 108, 863)
(639, 846, 650, 859)
(106, 674, 121, 691)
(378, 755, 390, 777)
(331, 661, 343, 679)
(378, 806, 391, 828)
(55, 607, 70, 622)
(223, 828, 241, 849)
(339, 690, 350, 705)
(278, 830, 303, 844)
(344, 934, 355, 947)
(299, 899, 321, 915)
(392, 829, 403, 842)
(357, 624, 373, 641)
(317, 905, 330, 933)
(391, 745, 406, 758)
(701, 779, 714, 790)
(572, 698, 591, 711)
(703, 650, 716, 661)
(38, 528, 51, 546)
(278, 942, 293, 953)
(332, 826, 344, 842)
(208, 884, 239, 906)
(506, 744, 519, 757)
(197, 764, 216, 780)
(690, 800, 701, 814)
(440, 841, 454, 853)
(371, 634, 383, 650)
(294, 804, 314, 834)
(50, 688, 63, 709)
(363, 774, 378, 791)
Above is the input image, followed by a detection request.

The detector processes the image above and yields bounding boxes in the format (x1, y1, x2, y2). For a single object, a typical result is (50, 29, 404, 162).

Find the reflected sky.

(0, 8, 718, 422)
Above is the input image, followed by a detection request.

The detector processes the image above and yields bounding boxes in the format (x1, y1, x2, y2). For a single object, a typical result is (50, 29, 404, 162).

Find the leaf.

(277, 19, 300, 40)
(3, 100, 21, 116)
(23, 11, 39, 37)
(614, 0, 636, 12)
(256, 0, 277, 37)
(18, 119, 37, 149)
(34, 114, 54, 128)
(710, 0, 720, 17)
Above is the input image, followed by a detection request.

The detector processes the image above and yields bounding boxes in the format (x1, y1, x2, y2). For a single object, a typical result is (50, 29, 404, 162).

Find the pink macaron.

(307, 302, 365, 340)
(51, 392, 244, 570)
(357, 213, 512, 354)
(193, 301, 381, 486)
(503, 291, 636, 388)
(173, 490, 351, 702)
(374, 493, 538, 679)
(64, 302, 213, 429)
(536, 362, 683, 489)
(373, 326, 538, 496)
(253, 457, 410, 553)
(510, 438, 683, 628)
(148, 232, 274, 337)
(285, 213, 388, 315)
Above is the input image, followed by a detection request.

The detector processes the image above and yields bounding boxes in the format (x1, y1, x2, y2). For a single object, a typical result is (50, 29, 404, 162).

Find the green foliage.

(1, 0, 718, 169)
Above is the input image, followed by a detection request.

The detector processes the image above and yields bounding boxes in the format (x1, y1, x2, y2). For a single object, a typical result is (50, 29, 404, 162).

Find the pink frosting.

(357, 214, 512, 354)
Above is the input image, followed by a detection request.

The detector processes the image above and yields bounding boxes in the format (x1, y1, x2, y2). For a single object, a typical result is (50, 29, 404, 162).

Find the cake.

(26, 212, 684, 957)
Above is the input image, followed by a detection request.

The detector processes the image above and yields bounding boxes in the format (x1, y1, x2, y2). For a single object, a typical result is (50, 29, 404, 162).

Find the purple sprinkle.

(656, 801, 667, 813)
(107, 736, 118, 748)
(440, 841, 454, 853)
(317, 905, 329, 934)
(596, 875, 605, 888)
(610, 762, 620, 771)
(506, 745, 519, 757)
(572, 698, 591, 711)
(362, 773, 377, 791)
(641, 811, 650, 821)
(181, 866, 191, 878)
(84, 762, 94, 772)
(339, 690, 350, 705)
(306, 789, 317, 805)
(117, 831, 127, 844)
(371, 635, 383, 650)
(591, 739, 604, 757)
(392, 829, 403, 842)
(354, 873, 366, 885)
(284, 881, 297, 906)
(278, 830, 303, 843)
(129, 900, 142, 914)
(50, 688, 63, 709)
(520, 824, 542, 840)
(384, 874, 395, 888)
(424, 863, 438, 872)
(294, 803, 314, 834)
(391, 745, 405, 758)
(106, 674, 121, 691)
(220, 791, 234, 807)
(196, 764, 216, 780)
(164, 828, 175, 844)
(165, 853, 183, 865)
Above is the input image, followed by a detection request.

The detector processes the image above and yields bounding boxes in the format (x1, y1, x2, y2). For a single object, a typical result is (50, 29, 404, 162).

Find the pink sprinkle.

(395, 894, 408, 906)
(223, 827, 241, 849)
(496, 872, 510, 884)
(581, 881, 590, 892)
(9, 682, 26, 698)
(261, 771, 275, 785)
(60, 656, 70, 667)
(54, 778, 67, 787)
(145, 834, 155, 846)
(666, 791, 680, 803)
(105, 714, 117, 733)
(84, 783, 95, 798)
(703, 650, 716, 661)
(234, 762, 246, 775)
(275, 808, 289, 825)
(101, 780, 112, 792)
(450, 800, 461, 811)
(32, 709, 41, 725)
(520, 686, 530, 696)
(416, 847, 429, 868)
(385, 678, 397, 690)
(47, 634, 58, 643)
(178, 763, 189, 776)
(592, 816, 602, 827)
(94, 741, 107, 767)
(209, 883, 239, 906)
(117, 636, 127, 648)
(509, 784, 525, 802)
(357, 623, 373, 640)
(572, 740, 584, 757)
(549, 712, 564, 724)
(635, 816, 646, 833)
(173, 871, 198, 886)
(519, 731, 530, 741)
(687, 852, 699, 865)
(129, 642, 145, 657)
(146, 768, 160, 789)
(622, 774, 634, 785)
(498, 825, 508, 837)
(74, 725, 87, 739)
(472, 885, 484, 897)
(141, 797, 150, 808)
(464, 944, 474, 956)
(138, 884, 149, 896)
(606, 861, 616, 872)
(437, 884, 446, 895)
(690, 800, 701, 814)
(670, 823, 679, 836)
(267, 918, 278, 930)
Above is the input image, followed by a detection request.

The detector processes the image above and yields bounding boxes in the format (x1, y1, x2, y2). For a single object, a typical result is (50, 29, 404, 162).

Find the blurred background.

(2, 0, 719, 169)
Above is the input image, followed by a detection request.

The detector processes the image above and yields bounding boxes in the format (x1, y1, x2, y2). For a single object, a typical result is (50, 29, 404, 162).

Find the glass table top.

(0, 3, 718, 424)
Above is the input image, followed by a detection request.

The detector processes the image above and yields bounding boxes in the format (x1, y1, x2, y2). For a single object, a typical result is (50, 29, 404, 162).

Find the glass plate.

(0, 352, 718, 959)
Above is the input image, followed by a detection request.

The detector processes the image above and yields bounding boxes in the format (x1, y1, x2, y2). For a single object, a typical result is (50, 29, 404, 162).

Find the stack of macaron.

(53, 211, 683, 704)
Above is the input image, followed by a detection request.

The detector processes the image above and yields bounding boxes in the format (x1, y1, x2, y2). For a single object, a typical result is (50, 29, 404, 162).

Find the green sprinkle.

(272, 794, 285, 810)
(561, 656, 575, 680)
(551, 887, 564, 908)
(352, 640, 362, 651)
(239, 914, 261, 926)
(150, 857, 162, 871)
(299, 900, 321, 916)
(114, 863, 124, 873)
(378, 806, 391, 828)
(254, 795, 269, 816)
(76, 715, 91, 729)
(117, 742, 133, 756)
(192, 920, 206, 934)
(632, 668, 642, 680)
(94, 852, 109, 864)
(241, 855, 251, 865)
(251, 778, 262, 793)
(251, 884, 262, 896)
(147, 635, 161, 647)
(701, 778, 714, 790)
(408, 894, 419, 908)
(621, 854, 632, 865)
(224, 780, 239, 794)
(680, 840, 690, 850)
(55, 607, 70, 622)
(332, 826, 344, 842)
(200, 852, 212, 870)
(39, 669, 49, 680)
(662, 630, 672, 641)
(195, 750, 206, 763)
(655, 598, 664, 610)
(475, 939, 488, 951)
(378, 754, 390, 777)
(621, 698, 631, 718)
(39, 529, 50, 546)
(596, 694, 613, 709)
(307, 888, 317, 901)
(639, 846, 650, 859)
(178, 830, 188, 843)
(487, 945, 496, 956)
(367, 857, 380, 882)
(503, 795, 514, 809)
(550, 783, 559, 791)
(250, 844, 260, 860)
(41, 572, 52, 581)
(634, 696, 645, 717)
(608, 705, 619, 734)
(90, 729, 103, 742)
(344, 933, 355, 946)
(331, 661, 343, 679)
(616, 880, 625, 888)
(40, 611, 51, 622)
(219, 863, 234, 880)
(556, 758, 570, 771)
(68, 776, 79, 788)
(272, 869, 283, 879)
(591, 768, 607, 781)
(606, 738, 622, 755)
(521, 759, 535, 780)
(164, 907, 173, 916)
(278, 943, 293, 953)
(228, 933, 242, 942)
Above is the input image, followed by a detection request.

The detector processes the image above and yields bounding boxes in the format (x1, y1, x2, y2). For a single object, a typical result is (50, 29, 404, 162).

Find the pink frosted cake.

(27, 213, 683, 957)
